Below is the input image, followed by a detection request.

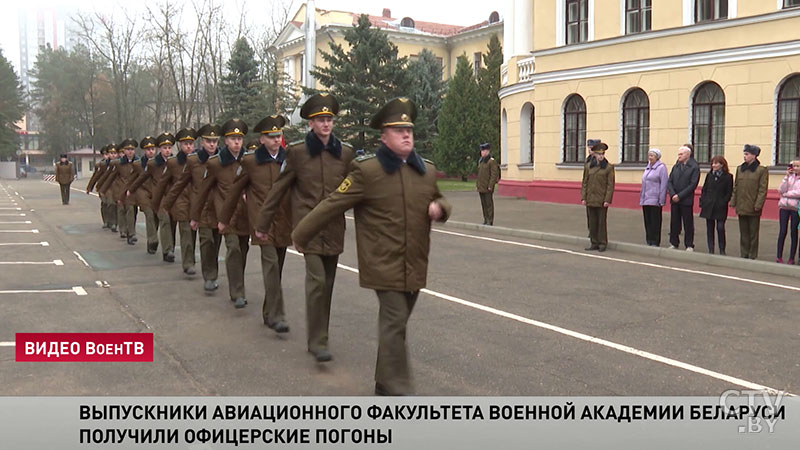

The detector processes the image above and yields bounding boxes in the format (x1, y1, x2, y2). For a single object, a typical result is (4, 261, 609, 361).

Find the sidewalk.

(441, 190, 800, 278)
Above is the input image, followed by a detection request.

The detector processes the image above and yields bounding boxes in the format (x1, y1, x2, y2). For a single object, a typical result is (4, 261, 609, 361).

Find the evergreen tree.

(311, 14, 410, 150)
(477, 34, 503, 161)
(0, 49, 25, 159)
(435, 54, 483, 180)
(219, 37, 260, 125)
(407, 49, 446, 159)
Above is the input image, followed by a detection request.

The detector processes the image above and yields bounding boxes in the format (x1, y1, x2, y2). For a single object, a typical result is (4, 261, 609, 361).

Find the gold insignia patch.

(401, 113, 409, 121)
(337, 177, 352, 193)
(322, 106, 329, 112)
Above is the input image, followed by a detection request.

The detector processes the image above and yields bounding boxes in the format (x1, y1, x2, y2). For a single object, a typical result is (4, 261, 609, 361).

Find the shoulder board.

(167, 155, 177, 160)
(208, 154, 220, 160)
(289, 139, 304, 146)
(423, 158, 435, 165)
(341, 142, 354, 149)
(355, 154, 377, 163)
(187, 153, 198, 159)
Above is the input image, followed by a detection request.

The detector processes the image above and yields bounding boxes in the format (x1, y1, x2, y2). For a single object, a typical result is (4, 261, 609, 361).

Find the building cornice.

(445, 22, 503, 45)
(498, 81, 535, 100)
(533, 7, 800, 57)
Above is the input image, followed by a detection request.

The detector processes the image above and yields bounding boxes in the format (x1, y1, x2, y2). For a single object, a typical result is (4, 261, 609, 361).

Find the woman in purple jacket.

(640, 148, 668, 246)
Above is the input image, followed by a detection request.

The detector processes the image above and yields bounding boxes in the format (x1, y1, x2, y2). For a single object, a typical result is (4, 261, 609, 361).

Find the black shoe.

(163, 252, 175, 263)
(127, 236, 137, 245)
(482, 221, 487, 225)
(598, 246, 607, 252)
(487, 222, 493, 226)
(310, 349, 333, 362)
(585, 245, 599, 251)
(120, 234, 127, 239)
(110, 225, 117, 232)
(375, 383, 390, 396)
(269, 321, 290, 333)
(719, 250, 726, 256)
(203, 280, 218, 291)
(102, 224, 109, 229)
(147, 242, 157, 254)
(234, 297, 247, 308)
(183, 267, 196, 275)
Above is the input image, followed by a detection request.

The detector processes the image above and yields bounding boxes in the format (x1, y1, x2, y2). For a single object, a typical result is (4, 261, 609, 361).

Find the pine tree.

(477, 34, 503, 161)
(0, 49, 26, 159)
(311, 14, 410, 151)
(219, 37, 261, 126)
(435, 54, 483, 180)
(407, 49, 446, 159)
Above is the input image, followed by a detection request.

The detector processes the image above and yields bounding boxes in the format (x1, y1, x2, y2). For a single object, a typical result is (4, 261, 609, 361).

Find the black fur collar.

(140, 156, 148, 168)
(741, 159, 761, 172)
(120, 155, 138, 165)
(197, 148, 213, 163)
(255, 146, 286, 165)
(218, 146, 244, 167)
(376, 145, 426, 175)
(155, 153, 167, 166)
(177, 151, 188, 165)
(305, 131, 342, 158)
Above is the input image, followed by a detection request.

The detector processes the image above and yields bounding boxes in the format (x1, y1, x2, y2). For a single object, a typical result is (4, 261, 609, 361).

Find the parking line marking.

(0, 260, 63, 265)
(0, 213, 25, 216)
(0, 242, 49, 247)
(286, 247, 791, 396)
(0, 229, 39, 233)
(0, 221, 31, 224)
(73, 251, 91, 269)
(0, 342, 15, 347)
(0, 208, 22, 210)
(0, 286, 86, 296)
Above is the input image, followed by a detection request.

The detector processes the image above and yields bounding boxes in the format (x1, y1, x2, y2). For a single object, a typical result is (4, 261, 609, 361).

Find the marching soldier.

(128, 136, 158, 254)
(99, 138, 140, 244)
(219, 115, 291, 332)
(129, 134, 177, 261)
(292, 98, 451, 395)
(167, 124, 222, 290)
(86, 146, 110, 227)
(151, 127, 198, 275)
(193, 119, 250, 308)
(55, 153, 75, 205)
(95, 144, 120, 232)
(255, 93, 354, 362)
(245, 139, 260, 152)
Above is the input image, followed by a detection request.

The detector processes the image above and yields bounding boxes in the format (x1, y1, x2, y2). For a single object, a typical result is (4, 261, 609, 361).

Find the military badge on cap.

(369, 97, 417, 129)
(139, 136, 157, 149)
(197, 124, 222, 139)
(254, 115, 287, 137)
(245, 139, 260, 151)
(156, 132, 175, 147)
(300, 93, 340, 119)
(120, 138, 139, 149)
(176, 127, 197, 142)
(222, 119, 248, 137)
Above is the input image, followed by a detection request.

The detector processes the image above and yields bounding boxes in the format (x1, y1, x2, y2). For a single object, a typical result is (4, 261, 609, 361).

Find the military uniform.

(476, 143, 500, 225)
(99, 139, 140, 244)
(220, 115, 292, 331)
(163, 124, 222, 289)
(581, 139, 615, 251)
(94, 144, 119, 231)
(55, 155, 74, 205)
(730, 145, 769, 259)
(192, 119, 250, 306)
(152, 128, 198, 274)
(292, 97, 452, 394)
(86, 146, 110, 226)
(127, 137, 159, 253)
(256, 93, 353, 362)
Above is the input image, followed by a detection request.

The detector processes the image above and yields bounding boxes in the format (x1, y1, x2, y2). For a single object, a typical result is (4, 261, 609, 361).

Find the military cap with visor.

(107, 143, 119, 152)
(99, 145, 108, 155)
(587, 139, 609, 153)
(139, 136, 157, 149)
(300, 92, 340, 119)
(156, 132, 176, 147)
(254, 115, 287, 137)
(176, 127, 197, 142)
(221, 119, 248, 137)
(245, 139, 260, 151)
(120, 138, 139, 149)
(369, 97, 416, 129)
(197, 124, 222, 139)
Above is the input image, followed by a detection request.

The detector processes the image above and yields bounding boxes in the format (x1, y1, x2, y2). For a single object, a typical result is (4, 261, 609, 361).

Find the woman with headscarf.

(639, 148, 668, 246)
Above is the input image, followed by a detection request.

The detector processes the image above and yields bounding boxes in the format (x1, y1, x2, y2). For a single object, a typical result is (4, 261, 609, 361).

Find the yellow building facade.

(271, 3, 503, 120)
(499, 0, 800, 219)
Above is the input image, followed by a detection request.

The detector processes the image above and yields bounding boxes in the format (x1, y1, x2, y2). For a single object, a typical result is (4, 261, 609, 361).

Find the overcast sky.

(1, 0, 503, 74)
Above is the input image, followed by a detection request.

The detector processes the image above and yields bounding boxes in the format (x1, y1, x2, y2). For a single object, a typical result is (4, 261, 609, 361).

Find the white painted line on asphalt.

(0, 208, 22, 210)
(0, 286, 87, 296)
(286, 247, 792, 396)
(0, 242, 49, 247)
(0, 342, 15, 347)
(70, 186, 99, 197)
(94, 280, 110, 288)
(433, 228, 800, 294)
(0, 230, 39, 233)
(74, 251, 91, 268)
(0, 259, 63, 265)
(0, 221, 31, 224)
(0, 213, 25, 216)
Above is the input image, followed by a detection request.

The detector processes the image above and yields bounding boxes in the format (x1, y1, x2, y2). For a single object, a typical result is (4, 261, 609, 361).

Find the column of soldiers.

(81, 94, 451, 396)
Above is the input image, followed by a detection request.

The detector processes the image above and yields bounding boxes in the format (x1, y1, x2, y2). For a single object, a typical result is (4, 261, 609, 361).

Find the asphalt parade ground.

(0, 178, 798, 396)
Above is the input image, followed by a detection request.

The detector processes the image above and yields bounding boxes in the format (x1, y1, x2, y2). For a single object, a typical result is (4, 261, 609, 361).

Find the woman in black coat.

(699, 155, 733, 255)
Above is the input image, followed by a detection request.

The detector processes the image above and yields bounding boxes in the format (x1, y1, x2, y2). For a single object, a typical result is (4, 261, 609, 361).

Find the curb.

(441, 220, 800, 278)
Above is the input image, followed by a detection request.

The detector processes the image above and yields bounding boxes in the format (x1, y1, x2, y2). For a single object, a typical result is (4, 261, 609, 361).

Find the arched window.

(622, 88, 649, 163)
(777, 74, 800, 164)
(501, 109, 508, 165)
(563, 94, 586, 163)
(520, 103, 534, 164)
(401, 17, 415, 28)
(489, 11, 500, 23)
(692, 82, 725, 163)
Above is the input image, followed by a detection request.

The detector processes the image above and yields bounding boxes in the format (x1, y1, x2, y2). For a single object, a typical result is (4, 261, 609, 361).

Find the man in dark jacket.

(55, 154, 74, 205)
(476, 143, 500, 225)
(667, 145, 700, 251)
(730, 144, 769, 259)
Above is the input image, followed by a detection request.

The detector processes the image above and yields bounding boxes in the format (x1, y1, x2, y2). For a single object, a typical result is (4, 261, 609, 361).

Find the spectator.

(699, 155, 733, 255)
(667, 144, 700, 251)
(639, 148, 668, 246)
(730, 144, 769, 259)
(776, 160, 800, 264)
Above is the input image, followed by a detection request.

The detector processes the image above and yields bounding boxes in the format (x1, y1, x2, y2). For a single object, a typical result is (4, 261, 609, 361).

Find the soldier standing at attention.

(55, 153, 75, 205)
(730, 144, 769, 259)
(292, 98, 451, 395)
(476, 142, 500, 225)
(99, 139, 140, 245)
(151, 128, 198, 275)
(86, 146, 110, 227)
(256, 93, 354, 363)
(168, 124, 223, 290)
(581, 139, 615, 252)
(193, 119, 250, 308)
(220, 115, 292, 332)
(127, 136, 159, 254)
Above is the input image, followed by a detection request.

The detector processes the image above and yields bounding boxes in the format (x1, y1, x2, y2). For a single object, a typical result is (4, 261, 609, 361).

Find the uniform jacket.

(55, 161, 74, 185)
(699, 170, 733, 220)
(98, 156, 139, 206)
(730, 160, 769, 216)
(292, 145, 451, 292)
(86, 160, 107, 192)
(256, 131, 354, 256)
(476, 156, 500, 193)
(151, 151, 192, 221)
(162, 150, 216, 227)
(192, 146, 249, 236)
(777, 172, 800, 211)
(219, 145, 291, 247)
(667, 158, 700, 206)
(581, 157, 615, 207)
(639, 160, 668, 206)
(126, 156, 152, 210)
